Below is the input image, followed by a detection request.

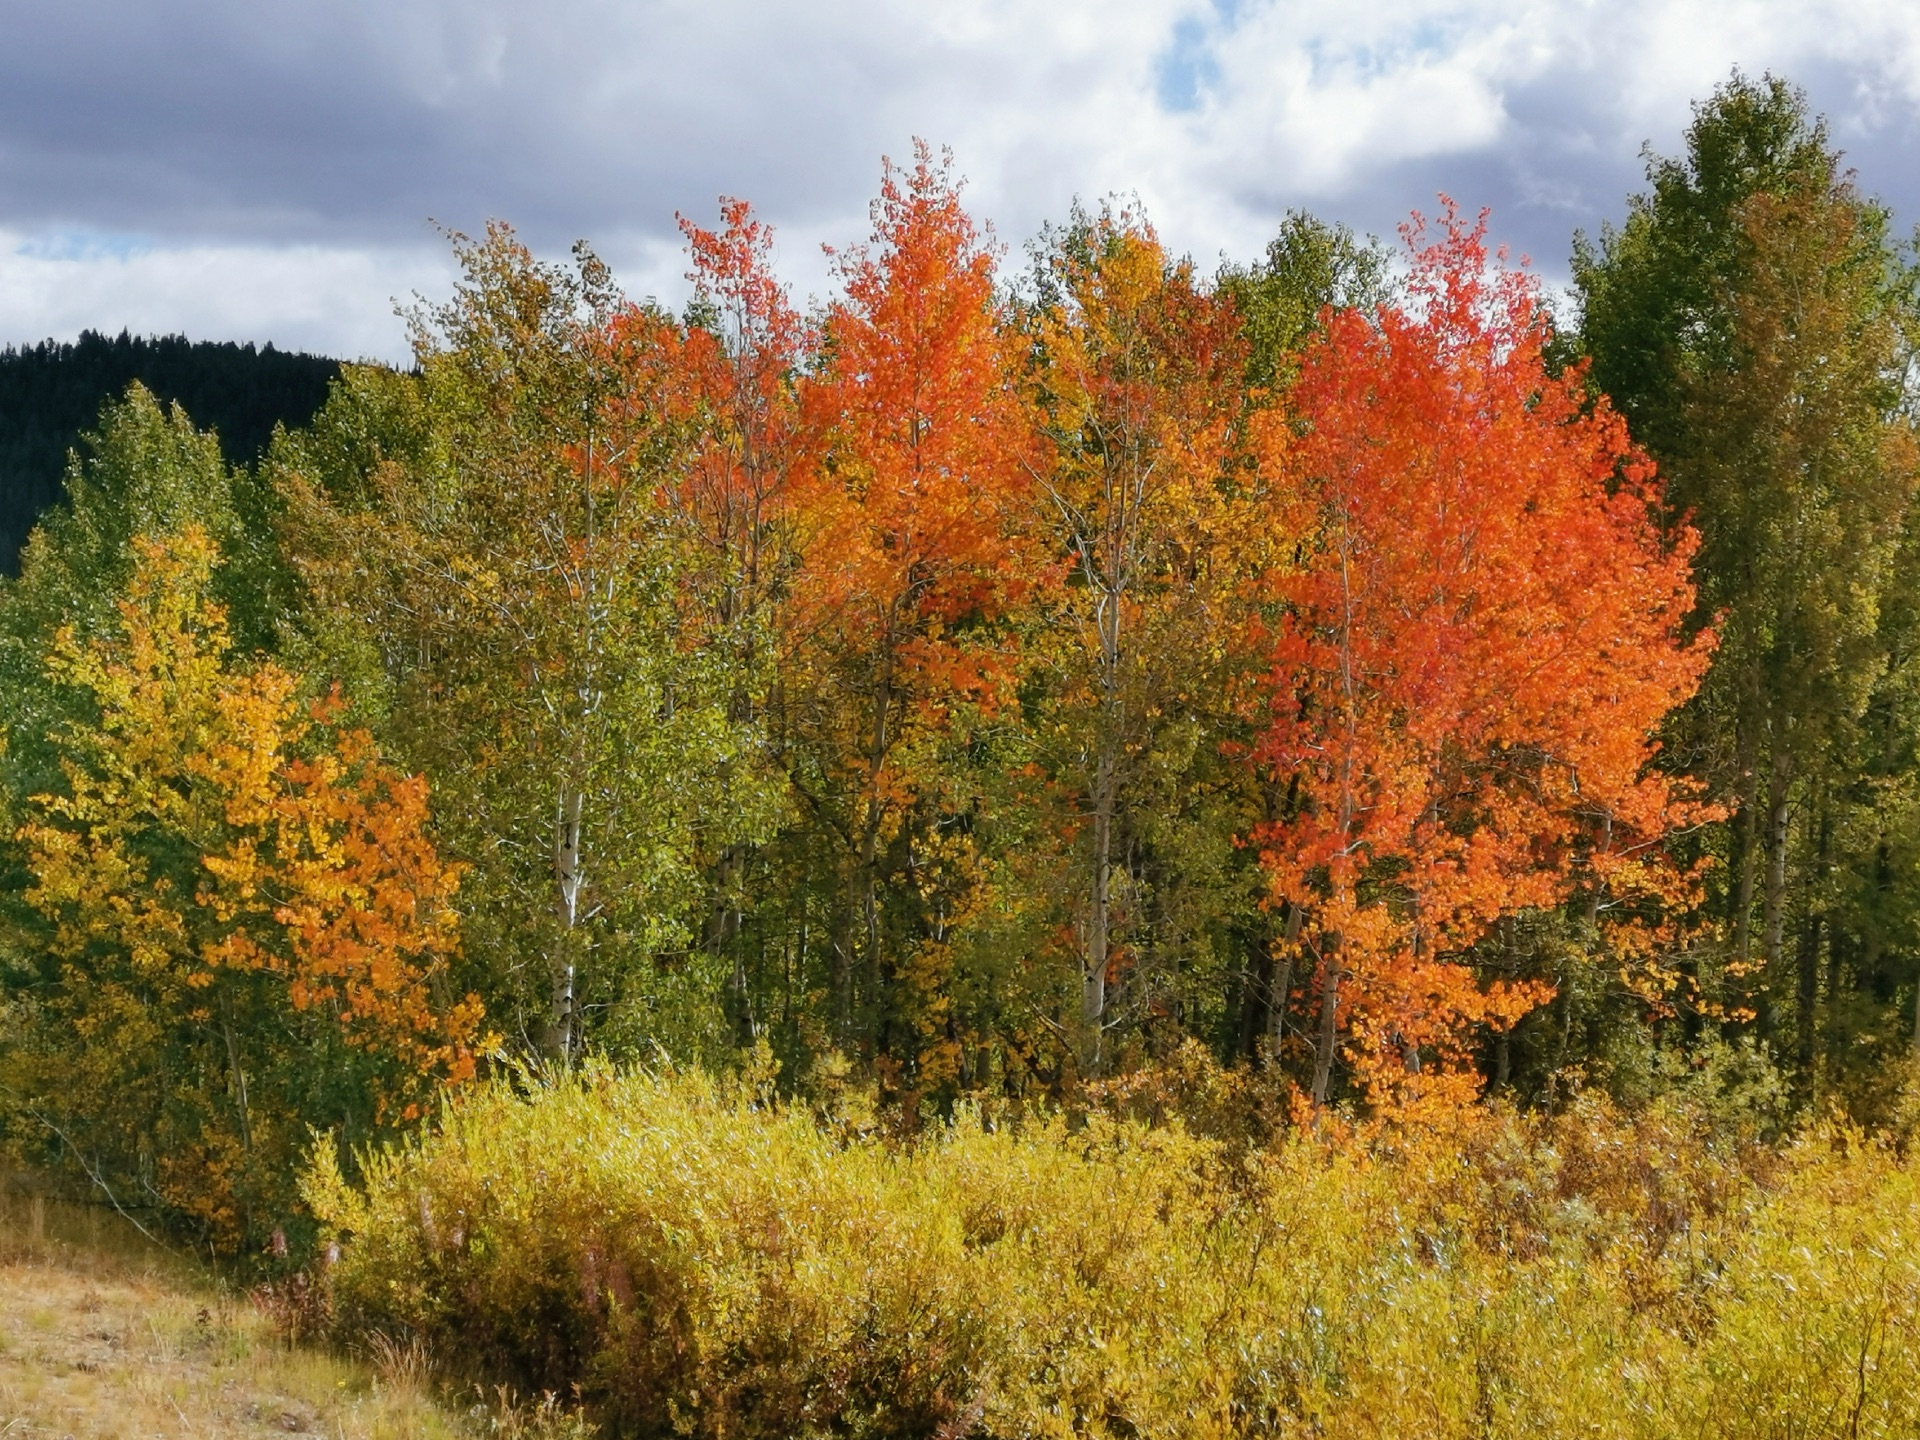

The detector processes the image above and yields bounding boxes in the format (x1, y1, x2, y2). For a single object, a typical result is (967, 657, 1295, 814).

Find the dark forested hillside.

(0, 330, 340, 571)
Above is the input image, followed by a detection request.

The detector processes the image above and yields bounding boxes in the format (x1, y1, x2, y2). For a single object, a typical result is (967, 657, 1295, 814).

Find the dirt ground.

(0, 1186, 483, 1440)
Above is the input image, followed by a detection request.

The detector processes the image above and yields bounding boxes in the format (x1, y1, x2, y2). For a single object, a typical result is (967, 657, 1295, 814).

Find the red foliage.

(799, 143, 1037, 657)
(1255, 203, 1714, 1106)
(648, 198, 812, 649)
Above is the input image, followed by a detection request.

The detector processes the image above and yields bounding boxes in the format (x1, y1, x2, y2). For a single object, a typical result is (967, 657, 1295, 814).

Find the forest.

(7, 71, 1920, 1436)
(0, 329, 340, 571)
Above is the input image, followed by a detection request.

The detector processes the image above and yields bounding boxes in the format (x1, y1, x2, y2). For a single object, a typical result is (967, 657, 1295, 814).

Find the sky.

(3, 0, 1919, 364)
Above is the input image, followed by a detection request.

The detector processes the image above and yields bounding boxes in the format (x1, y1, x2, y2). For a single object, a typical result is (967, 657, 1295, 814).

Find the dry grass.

(0, 1176, 473, 1440)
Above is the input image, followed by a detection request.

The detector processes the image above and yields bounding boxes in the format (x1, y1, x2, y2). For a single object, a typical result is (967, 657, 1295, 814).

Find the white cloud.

(4, 0, 1920, 352)
(0, 233, 454, 364)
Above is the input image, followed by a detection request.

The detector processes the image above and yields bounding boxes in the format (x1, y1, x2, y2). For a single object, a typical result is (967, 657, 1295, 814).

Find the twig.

(2, 1089, 177, 1254)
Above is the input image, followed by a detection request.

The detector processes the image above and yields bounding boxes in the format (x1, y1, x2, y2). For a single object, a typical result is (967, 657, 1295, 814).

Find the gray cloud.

(2, 0, 1918, 361)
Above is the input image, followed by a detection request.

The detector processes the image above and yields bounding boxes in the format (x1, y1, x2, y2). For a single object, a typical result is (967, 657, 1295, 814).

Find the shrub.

(309, 1066, 1920, 1438)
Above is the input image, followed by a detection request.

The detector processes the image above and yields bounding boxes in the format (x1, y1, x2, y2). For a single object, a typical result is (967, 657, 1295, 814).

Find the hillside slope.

(0, 331, 341, 572)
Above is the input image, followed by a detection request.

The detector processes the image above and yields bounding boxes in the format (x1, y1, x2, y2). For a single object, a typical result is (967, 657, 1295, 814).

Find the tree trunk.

(1082, 750, 1116, 1074)
(1795, 800, 1831, 1091)
(706, 841, 752, 1045)
(1310, 934, 1343, 1108)
(1081, 559, 1125, 1077)
(1795, 909, 1823, 1087)
(219, 994, 252, 1156)
(1265, 903, 1303, 1065)
(550, 784, 586, 1064)
(830, 902, 854, 1044)
(1730, 773, 1759, 969)
(1759, 752, 1793, 1038)
(855, 832, 882, 1058)
(1246, 782, 1303, 1068)
(852, 638, 896, 1057)
(1235, 937, 1266, 1062)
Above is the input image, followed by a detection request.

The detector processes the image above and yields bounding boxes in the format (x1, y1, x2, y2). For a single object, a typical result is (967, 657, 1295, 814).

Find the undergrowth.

(306, 1059, 1920, 1438)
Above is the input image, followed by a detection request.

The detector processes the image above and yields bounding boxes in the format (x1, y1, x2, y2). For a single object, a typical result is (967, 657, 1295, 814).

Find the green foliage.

(274, 227, 776, 1064)
(313, 1065, 1920, 1439)
(1575, 69, 1920, 1095)
(0, 384, 275, 759)
(1217, 209, 1391, 393)
(0, 329, 338, 575)
(1573, 72, 1843, 452)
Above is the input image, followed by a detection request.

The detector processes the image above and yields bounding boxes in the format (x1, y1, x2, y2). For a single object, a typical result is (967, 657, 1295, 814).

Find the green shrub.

(307, 1067, 1920, 1438)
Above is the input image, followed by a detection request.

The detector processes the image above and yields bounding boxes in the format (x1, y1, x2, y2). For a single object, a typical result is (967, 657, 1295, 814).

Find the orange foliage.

(624, 198, 811, 658)
(18, 527, 485, 1238)
(199, 716, 483, 1115)
(1255, 204, 1714, 1107)
(799, 143, 1037, 659)
(757, 144, 1043, 1068)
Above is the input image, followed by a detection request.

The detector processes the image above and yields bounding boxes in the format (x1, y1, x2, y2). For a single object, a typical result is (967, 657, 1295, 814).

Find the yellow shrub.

(307, 1069, 1920, 1439)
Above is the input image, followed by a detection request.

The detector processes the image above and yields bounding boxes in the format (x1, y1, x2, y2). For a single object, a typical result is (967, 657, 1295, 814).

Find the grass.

(0, 1171, 563, 1440)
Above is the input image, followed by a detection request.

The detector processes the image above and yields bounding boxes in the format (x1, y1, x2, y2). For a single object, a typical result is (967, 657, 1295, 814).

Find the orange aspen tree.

(639, 198, 811, 666)
(796, 144, 1037, 1053)
(1256, 205, 1712, 1110)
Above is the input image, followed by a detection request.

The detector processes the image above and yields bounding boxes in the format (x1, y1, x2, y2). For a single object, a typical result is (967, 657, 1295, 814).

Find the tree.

(637, 199, 813, 1043)
(1575, 73, 1920, 1091)
(1218, 210, 1391, 394)
(5, 526, 482, 1248)
(655, 198, 812, 668)
(1258, 204, 1711, 1109)
(0, 331, 338, 575)
(791, 144, 1038, 1072)
(1023, 206, 1255, 1072)
(277, 226, 762, 1065)
(0, 385, 287, 801)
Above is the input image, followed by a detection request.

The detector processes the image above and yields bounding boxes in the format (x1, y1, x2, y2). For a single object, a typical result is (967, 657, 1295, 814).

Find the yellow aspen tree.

(12, 526, 483, 1248)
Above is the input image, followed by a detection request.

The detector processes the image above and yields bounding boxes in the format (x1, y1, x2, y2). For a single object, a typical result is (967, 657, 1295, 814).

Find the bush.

(308, 1066, 1920, 1438)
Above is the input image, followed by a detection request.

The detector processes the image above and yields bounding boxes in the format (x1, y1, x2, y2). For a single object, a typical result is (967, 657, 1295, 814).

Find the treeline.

(2, 73, 1918, 1249)
(0, 329, 340, 571)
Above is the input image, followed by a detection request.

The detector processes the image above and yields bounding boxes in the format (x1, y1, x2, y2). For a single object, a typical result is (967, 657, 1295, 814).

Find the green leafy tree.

(1217, 211, 1391, 394)
(276, 227, 769, 1066)
(1575, 73, 1920, 1092)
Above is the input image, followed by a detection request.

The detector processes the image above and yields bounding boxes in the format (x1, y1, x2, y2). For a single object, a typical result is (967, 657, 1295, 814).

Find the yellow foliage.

(11, 527, 488, 1248)
(314, 1063, 1920, 1438)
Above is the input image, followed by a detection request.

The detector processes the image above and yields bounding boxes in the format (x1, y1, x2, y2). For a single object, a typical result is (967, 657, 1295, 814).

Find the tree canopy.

(5, 75, 1920, 1253)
